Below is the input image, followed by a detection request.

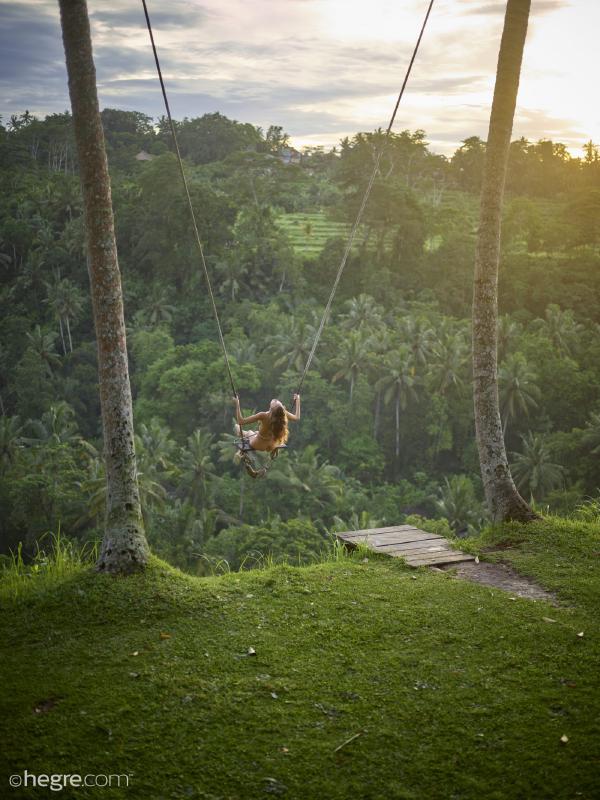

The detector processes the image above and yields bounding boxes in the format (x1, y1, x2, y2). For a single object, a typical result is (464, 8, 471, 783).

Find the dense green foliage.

(1, 519, 599, 798)
(1, 109, 599, 570)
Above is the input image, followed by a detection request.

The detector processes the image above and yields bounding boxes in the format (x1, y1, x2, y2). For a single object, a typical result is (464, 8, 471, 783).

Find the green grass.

(1, 519, 599, 799)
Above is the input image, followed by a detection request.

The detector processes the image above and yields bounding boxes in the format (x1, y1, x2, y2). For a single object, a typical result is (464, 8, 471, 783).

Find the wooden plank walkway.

(336, 524, 475, 568)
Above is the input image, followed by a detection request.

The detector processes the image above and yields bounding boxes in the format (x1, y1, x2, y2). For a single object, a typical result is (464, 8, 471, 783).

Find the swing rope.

(294, 0, 435, 396)
(141, 0, 239, 403)
(141, 0, 435, 474)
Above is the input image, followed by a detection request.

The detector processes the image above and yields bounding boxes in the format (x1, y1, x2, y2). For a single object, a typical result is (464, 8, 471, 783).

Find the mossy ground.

(1, 519, 599, 799)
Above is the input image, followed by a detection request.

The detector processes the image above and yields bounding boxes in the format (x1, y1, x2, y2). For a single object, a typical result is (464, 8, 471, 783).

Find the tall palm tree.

(498, 354, 540, 435)
(339, 294, 384, 332)
(375, 346, 419, 458)
(399, 315, 435, 366)
(270, 445, 342, 514)
(471, 0, 536, 522)
(26, 325, 61, 375)
(60, 279, 84, 352)
(331, 330, 372, 403)
(136, 418, 176, 472)
(44, 273, 68, 354)
(146, 289, 176, 327)
(44, 276, 84, 354)
(181, 429, 217, 508)
(534, 304, 582, 358)
(429, 333, 468, 396)
(59, 0, 148, 572)
(24, 402, 80, 445)
(215, 258, 248, 302)
(510, 432, 564, 501)
(428, 333, 468, 456)
(268, 316, 318, 373)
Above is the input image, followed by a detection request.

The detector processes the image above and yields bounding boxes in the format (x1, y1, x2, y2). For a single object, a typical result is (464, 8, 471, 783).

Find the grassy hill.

(1, 518, 599, 799)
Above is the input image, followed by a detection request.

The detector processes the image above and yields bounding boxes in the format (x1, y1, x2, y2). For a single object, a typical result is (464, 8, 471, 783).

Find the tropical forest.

(2, 107, 600, 570)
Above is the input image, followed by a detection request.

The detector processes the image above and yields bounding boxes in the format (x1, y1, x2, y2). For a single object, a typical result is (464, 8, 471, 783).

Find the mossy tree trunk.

(472, 0, 537, 523)
(58, 0, 150, 572)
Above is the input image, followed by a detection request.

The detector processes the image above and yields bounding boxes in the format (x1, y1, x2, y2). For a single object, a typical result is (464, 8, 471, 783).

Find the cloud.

(0, 0, 593, 157)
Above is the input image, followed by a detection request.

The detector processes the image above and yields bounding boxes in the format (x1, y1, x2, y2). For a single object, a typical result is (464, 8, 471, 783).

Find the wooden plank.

(335, 524, 473, 569)
(376, 537, 446, 551)
(383, 544, 451, 557)
(337, 525, 421, 539)
(404, 552, 475, 566)
(340, 531, 439, 546)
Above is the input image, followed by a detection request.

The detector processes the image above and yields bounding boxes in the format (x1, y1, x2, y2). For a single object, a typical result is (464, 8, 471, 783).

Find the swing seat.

(233, 440, 288, 479)
(234, 440, 288, 455)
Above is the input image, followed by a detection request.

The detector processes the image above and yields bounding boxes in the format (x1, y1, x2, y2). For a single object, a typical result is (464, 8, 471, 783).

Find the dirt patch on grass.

(435, 560, 558, 605)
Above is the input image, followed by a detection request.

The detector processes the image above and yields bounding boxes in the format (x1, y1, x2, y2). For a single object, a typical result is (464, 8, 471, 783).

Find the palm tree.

(510, 432, 564, 501)
(399, 315, 435, 366)
(146, 289, 176, 327)
(498, 354, 540, 435)
(229, 339, 258, 366)
(44, 276, 84, 353)
(429, 333, 468, 396)
(25, 325, 61, 375)
(59, 0, 148, 572)
(181, 429, 217, 508)
(24, 402, 80, 445)
(44, 272, 68, 354)
(375, 346, 419, 458)
(534, 304, 582, 358)
(215, 258, 248, 302)
(60, 279, 84, 352)
(270, 445, 342, 513)
(436, 475, 484, 536)
(427, 333, 468, 457)
(331, 330, 372, 403)
(339, 294, 384, 332)
(268, 316, 318, 373)
(136, 418, 176, 472)
(471, 0, 536, 522)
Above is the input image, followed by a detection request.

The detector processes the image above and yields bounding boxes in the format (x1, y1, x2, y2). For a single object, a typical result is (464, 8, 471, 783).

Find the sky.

(1, 0, 598, 157)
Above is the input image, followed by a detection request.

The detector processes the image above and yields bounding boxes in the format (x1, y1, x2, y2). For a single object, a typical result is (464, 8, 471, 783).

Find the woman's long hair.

(269, 403, 289, 445)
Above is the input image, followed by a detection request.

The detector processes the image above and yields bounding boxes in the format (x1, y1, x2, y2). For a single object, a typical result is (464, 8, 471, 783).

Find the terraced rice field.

(276, 211, 351, 257)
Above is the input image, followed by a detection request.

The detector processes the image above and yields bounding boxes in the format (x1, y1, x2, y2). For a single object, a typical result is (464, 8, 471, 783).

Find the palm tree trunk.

(65, 315, 73, 353)
(373, 390, 381, 438)
(472, 0, 536, 523)
(58, 316, 67, 355)
(59, 0, 149, 573)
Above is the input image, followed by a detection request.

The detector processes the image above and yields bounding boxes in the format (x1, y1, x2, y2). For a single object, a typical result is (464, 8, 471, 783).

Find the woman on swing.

(234, 394, 301, 453)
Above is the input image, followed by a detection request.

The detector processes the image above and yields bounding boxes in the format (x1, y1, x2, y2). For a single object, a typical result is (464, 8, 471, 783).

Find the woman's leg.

(235, 424, 259, 449)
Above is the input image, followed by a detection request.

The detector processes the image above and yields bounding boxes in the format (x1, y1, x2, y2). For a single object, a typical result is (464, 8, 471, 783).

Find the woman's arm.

(233, 396, 267, 426)
(286, 393, 301, 421)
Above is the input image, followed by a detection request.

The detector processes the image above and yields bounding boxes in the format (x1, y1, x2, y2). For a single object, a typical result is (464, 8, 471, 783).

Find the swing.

(235, 438, 288, 480)
(141, 0, 434, 480)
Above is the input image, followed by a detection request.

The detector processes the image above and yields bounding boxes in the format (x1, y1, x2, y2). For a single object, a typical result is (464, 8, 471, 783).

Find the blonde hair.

(269, 403, 289, 446)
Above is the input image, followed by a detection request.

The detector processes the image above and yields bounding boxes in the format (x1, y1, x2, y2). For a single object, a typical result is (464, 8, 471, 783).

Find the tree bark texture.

(472, 0, 537, 522)
(58, 0, 150, 571)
